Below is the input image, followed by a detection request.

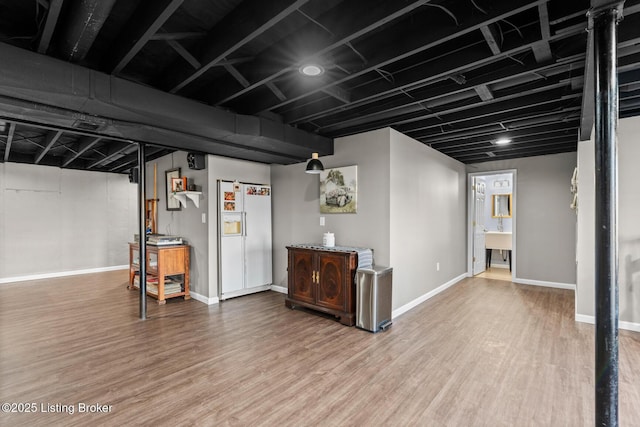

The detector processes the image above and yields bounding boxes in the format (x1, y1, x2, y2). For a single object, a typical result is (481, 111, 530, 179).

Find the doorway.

(467, 170, 516, 280)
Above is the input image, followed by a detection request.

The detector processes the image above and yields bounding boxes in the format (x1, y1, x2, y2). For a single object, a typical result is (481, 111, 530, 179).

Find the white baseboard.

(0, 265, 129, 284)
(190, 291, 219, 305)
(392, 273, 467, 319)
(575, 314, 640, 333)
(513, 278, 576, 291)
(270, 285, 287, 294)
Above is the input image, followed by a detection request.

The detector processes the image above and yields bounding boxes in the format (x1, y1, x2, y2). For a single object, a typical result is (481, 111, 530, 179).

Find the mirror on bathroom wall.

(492, 193, 512, 218)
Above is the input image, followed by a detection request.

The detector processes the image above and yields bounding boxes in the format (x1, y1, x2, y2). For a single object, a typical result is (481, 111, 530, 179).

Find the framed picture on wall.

(319, 165, 357, 213)
(165, 167, 181, 211)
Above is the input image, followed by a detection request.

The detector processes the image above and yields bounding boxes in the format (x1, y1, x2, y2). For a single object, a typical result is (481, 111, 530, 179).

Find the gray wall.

(147, 151, 209, 297)
(467, 152, 577, 285)
(271, 128, 391, 289)
(576, 117, 640, 324)
(207, 155, 271, 298)
(389, 129, 467, 309)
(272, 127, 468, 311)
(0, 162, 137, 279)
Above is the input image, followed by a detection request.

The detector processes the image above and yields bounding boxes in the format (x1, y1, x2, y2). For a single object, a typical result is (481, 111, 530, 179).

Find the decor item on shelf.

(319, 165, 357, 214)
(171, 176, 187, 192)
(187, 152, 205, 170)
(165, 167, 181, 211)
(305, 152, 324, 174)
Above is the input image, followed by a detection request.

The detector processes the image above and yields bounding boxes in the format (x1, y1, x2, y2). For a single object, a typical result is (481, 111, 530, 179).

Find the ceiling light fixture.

(305, 152, 324, 174)
(299, 64, 324, 76)
(495, 138, 512, 145)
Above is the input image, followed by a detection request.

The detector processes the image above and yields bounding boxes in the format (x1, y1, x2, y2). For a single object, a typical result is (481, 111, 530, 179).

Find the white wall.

(577, 117, 640, 326)
(0, 163, 137, 280)
(207, 155, 271, 299)
(389, 129, 467, 309)
(468, 152, 577, 286)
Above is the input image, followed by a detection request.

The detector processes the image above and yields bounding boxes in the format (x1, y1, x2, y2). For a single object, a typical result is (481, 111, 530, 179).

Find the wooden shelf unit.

(128, 242, 191, 304)
(285, 245, 358, 326)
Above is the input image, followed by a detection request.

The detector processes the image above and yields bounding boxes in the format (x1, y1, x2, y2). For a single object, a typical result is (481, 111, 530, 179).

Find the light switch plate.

(320, 216, 325, 226)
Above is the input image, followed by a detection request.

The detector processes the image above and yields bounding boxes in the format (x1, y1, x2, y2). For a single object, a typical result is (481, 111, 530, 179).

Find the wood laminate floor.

(475, 267, 512, 281)
(1, 271, 639, 426)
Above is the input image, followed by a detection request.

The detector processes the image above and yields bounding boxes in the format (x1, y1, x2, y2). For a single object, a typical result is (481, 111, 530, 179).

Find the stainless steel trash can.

(356, 266, 392, 332)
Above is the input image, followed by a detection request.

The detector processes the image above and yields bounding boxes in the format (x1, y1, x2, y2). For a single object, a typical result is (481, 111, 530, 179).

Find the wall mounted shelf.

(172, 191, 202, 208)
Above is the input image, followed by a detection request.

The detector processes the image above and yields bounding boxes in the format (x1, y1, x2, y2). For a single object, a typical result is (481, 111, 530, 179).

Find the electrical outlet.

(436, 262, 440, 271)
(320, 216, 325, 226)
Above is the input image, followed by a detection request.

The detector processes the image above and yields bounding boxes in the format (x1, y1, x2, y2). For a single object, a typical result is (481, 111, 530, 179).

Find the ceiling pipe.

(58, 0, 118, 62)
(0, 43, 332, 164)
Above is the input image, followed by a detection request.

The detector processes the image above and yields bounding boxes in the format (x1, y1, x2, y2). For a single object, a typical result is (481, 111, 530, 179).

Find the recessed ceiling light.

(495, 138, 512, 145)
(299, 64, 324, 76)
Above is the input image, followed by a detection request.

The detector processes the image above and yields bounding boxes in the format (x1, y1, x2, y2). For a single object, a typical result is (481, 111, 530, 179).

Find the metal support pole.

(138, 143, 147, 320)
(590, 2, 622, 425)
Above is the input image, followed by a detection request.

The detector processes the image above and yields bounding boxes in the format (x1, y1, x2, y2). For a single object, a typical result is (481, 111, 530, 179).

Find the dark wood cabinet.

(285, 245, 358, 326)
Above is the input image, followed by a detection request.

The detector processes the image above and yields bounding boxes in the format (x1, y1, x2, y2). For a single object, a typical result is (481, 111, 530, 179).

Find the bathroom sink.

(485, 231, 512, 250)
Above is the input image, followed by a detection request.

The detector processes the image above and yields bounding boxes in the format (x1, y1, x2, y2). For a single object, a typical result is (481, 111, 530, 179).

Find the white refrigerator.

(218, 180, 272, 300)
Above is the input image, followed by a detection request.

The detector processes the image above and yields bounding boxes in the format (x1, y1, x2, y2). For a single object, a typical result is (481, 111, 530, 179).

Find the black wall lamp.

(305, 152, 324, 174)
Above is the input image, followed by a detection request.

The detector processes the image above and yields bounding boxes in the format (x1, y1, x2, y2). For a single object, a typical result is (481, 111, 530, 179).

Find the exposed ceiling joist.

(37, 0, 64, 54)
(257, 0, 550, 115)
(208, 0, 434, 106)
(108, 0, 185, 74)
(475, 84, 495, 101)
(166, 0, 312, 94)
(3, 123, 16, 162)
(59, 0, 117, 62)
(35, 130, 62, 164)
(63, 136, 102, 167)
(481, 25, 502, 55)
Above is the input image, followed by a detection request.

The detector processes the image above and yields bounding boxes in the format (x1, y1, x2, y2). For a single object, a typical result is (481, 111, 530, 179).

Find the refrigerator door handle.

(243, 212, 247, 236)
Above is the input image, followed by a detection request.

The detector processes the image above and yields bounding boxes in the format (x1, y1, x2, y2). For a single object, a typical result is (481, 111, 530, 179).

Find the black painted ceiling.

(1, 0, 640, 173)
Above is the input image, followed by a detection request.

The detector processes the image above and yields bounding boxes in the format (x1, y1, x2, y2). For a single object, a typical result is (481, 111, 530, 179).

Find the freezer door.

(220, 235, 244, 294)
(243, 185, 272, 289)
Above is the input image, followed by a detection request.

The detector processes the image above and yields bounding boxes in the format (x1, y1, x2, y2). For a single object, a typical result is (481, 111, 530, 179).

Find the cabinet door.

(316, 253, 347, 311)
(289, 250, 315, 304)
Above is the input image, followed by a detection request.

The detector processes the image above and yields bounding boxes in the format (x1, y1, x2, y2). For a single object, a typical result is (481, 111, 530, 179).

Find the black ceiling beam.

(288, 51, 575, 128)
(579, 0, 640, 139)
(283, 7, 577, 125)
(34, 130, 62, 164)
(148, 32, 205, 41)
(441, 133, 578, 156)
(164, 0, 312, 94)
(62, 136, 102, 167)
(313, 55, 572, 134)
(252, 0, 548, 115)
(57, 0, 117, 62)
(3, 123, 16, 162)
(37, 0, 65, 54)
(86, 142, 133, 169)
(413, 107, 582, 143)
(337, 79, 577, 138)
(108, 0, 185, 74)
(462, 142, 578, 164)
(206, 0, 433, 106)
(398, 90, 582, 136)
(432, 121, 579, 151)
(107, 145, 167, 172)
(532, 3, 553, 62)
(282, 6, 640, 131)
